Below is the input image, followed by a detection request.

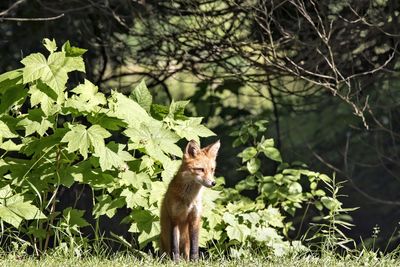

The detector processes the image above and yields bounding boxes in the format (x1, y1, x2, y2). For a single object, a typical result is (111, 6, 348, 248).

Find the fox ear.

(185, 140, 201, 158)
(204, 140, 220, 159)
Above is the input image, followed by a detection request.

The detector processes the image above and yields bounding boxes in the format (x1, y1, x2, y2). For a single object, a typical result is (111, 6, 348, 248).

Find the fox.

(160, 139, 220, 261)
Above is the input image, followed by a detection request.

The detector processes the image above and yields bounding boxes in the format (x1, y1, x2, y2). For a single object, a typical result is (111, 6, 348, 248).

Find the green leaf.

(161, 160, 181, 184)
(148, 181, 167, 207)
(72, 163, 116, 189)
(87, 115, 127, 131)
(260, 138, 274, 149)
(43, 38, 57, 53)
(18, 117, 53, 137)
(288, 182, 303, 194)
(45, 52, 67, 95)
(119, 170, 149, 189)
(95, 142, 130, 171)
(202, 189, 220, 218)
(0, 140, 23, 151)
(222, 212, 236, 225)
(66, 79, 106, 113)
(150, 104, 169, 120)
(0, 206, 23, 228)
(62, 40, 87, 57)
(62, 208, 89, 227)
(261, 206, 284, 228)
(242, 212, 261, 225)
(321, 196, 341, 210)
(319, 174, 332, 182)
(130, 209, 157, 234)
(87, 125, 111, 152)
(170, 117, 215, 142)
(60, 124, 89, 157)
(0, 190, 46, 228)
(21, 49, 85, 102)
(21, 53, 48, 83)
(121, 188, 148, 209)
(168, 100, 189, 119)
(108, 91, 153, 127)
(226, 224, 251, 242)
(0, 80, 27, 114)
(238, 147, 257, 162)
(138, 222, 160, 249)
(0, 185, 13, 199)
(61, 124, 111, 159)
(0, 69, 23, 91)
(63, 55, 85, 73)
(21, 128, 67, 156)
(124, 121, 181, 165)
(28, 81, 58, 116)
(262, 147, 282, 162)
(93, 195, 125, 219)
(130, 80, 153, 113)
(246, 158, 260, 174)
(0, 120, 18, 139)
(254, 227, 280, 242)
(58, 166, 77, 188)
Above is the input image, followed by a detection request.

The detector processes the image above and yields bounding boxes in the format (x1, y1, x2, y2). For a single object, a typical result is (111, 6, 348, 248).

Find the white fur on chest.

(180, 186, 204, 217)
(188, 189, 203, 216)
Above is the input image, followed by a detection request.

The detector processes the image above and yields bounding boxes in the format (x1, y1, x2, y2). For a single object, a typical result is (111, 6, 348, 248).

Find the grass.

(1, 249, 400, 267)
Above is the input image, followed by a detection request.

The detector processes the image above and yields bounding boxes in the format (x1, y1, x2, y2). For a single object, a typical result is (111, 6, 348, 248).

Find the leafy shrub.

(197, 120, 347, 256)
(0, 39, 350, 257)
(0, 39, 214, 254)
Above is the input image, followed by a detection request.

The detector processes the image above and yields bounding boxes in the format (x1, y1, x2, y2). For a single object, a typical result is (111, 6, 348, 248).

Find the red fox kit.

(160, 139, 220, 261)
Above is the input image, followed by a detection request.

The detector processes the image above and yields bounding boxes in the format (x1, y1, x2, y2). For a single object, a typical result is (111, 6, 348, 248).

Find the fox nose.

(211, 181, 216, 187)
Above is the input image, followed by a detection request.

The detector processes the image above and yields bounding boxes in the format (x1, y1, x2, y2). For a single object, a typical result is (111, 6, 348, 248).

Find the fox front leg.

(171, 224, 180, 262)
(189, 218, 200, 260)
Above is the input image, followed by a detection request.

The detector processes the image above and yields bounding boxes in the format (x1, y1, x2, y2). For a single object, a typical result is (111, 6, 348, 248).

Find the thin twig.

(1, 13, 64, 21)
(0, 0, 27, 16)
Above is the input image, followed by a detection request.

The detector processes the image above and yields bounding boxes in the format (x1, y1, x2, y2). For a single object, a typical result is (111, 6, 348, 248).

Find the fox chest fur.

(166, 181, 204, 222)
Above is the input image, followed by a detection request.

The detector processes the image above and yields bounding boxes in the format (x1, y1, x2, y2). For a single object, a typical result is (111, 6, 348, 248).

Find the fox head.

(181, 140, 220, 188)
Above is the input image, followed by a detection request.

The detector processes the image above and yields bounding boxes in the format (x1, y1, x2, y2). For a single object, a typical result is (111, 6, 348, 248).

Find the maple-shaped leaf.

(169, 117, 215, 142)
(18, 117, 53, 137)
(108, 91, 152, 127)
(21, 52, 68, 99)
(124, 121, 181, 165)
(62, 207, 89, 228)
(95, 142, 132, 171)
(66, 79, 106, 113)
(21, 45, 85, 102)
(28, 81, 59, 116)
(128, 209, 160, 248)
(121, 188, 149, 209)
(93, 195, 125, 219)
(119, 170, 149, 189)
(61, 124, 111, 159)
(0, 186, 46, 228)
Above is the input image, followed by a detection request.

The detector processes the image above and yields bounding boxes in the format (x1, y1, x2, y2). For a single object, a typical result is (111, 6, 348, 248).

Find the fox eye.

(194, 167, 204, 172)
(211, 167, 215, 172)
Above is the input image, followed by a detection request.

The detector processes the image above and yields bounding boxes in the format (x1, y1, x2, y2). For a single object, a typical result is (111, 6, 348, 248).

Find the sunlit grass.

(1, 249, 399, 267)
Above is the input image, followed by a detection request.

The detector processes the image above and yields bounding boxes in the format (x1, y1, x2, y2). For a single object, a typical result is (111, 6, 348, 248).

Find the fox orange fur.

(160, 139, 220, 261)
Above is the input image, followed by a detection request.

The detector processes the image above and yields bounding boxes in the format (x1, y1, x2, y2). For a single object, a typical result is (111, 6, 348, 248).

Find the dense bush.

(0, 40, 348, 257)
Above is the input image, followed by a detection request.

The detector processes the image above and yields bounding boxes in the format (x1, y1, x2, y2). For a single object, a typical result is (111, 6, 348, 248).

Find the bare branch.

(1, 13, 65, 21)
(0, 0, 27, 17)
